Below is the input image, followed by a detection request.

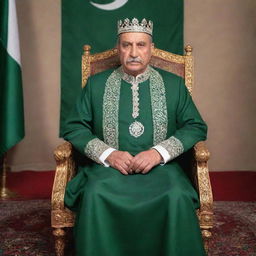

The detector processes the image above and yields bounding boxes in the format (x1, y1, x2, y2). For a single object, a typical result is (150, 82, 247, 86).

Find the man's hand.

(106, 151, 134, 175)
(130, 149, 162, 174)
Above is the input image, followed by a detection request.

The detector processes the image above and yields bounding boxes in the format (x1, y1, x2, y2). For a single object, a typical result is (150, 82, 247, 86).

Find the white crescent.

(90, 0, 128, 10)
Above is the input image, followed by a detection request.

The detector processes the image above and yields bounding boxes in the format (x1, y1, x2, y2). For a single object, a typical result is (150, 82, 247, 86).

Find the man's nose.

(130, 45, 138, 57)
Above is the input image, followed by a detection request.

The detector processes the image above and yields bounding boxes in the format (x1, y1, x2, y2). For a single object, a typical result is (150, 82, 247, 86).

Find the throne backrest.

(82, 45, 194, 95)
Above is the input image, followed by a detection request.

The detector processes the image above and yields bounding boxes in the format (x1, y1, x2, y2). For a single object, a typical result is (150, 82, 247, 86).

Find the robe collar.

(120, 66, 151, 84)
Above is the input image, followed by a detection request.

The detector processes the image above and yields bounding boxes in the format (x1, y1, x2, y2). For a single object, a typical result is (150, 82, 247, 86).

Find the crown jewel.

(117, 18, 153, 36)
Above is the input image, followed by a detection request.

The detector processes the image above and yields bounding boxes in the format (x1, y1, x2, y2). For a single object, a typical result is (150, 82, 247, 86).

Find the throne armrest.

(51, 141, 75, 211)
(194, 141, 214, 229)
(194, 141, 210, 162)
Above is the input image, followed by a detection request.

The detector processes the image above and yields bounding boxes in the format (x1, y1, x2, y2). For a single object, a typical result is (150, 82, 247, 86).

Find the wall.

(7, 0, 256, 171)
(8, 0, 64, 171)
(185, 0, 256, 170)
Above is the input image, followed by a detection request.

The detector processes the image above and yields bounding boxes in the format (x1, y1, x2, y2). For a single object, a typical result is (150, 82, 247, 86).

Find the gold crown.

(117, 18, 153, 36)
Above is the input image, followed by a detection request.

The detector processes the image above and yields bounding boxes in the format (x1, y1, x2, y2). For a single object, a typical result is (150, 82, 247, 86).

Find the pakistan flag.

(60, 0, 184, 136)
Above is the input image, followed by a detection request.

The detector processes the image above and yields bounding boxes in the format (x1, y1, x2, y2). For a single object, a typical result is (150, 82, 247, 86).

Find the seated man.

(64, 18, 207, 256)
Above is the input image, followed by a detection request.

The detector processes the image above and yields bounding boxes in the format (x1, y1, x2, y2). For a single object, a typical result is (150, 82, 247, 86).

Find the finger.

(121, 163, 131, 174)
(130, 155, 140, 168)
(134, 168, 141, 174)
(121, 154, 133, 170)
(126, 166, 133, 174)
(128, 158, 135, 171)
(132, 158, 144, 171)
(134, 160, 147, 174)
(141, 164, 153, 174)
(113, 163, 128, 175)
(137, 159, 148, 171)
(117, 165, 129, 175)
(125, 160, 135, 172)
(124, 160, 132, 170)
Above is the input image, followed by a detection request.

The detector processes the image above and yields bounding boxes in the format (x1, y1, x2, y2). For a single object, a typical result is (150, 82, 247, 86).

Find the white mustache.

(126, 57, 143, 64)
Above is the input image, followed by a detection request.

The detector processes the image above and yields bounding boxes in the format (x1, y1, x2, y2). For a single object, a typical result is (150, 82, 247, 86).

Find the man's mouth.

(128, 61, 141, 64)
(126, 58, 142, 64)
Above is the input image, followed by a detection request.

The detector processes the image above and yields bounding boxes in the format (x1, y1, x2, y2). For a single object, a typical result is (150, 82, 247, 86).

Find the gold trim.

(82, 45, 91, 88)
(51, 142, 75, 211)
(194, 142, 213, 214)
(51, 209, 75, 228)
(152, 48, 185, 64)
(194, 141, 213, 252)
(185, 45, 194, 95)
(90, 48, 118, 63)
(53, 228, 65, 256)
(51, 142, 76, 230)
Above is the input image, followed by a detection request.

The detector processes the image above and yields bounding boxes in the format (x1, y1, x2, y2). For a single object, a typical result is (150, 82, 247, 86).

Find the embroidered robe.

(64, 67, 207, 256)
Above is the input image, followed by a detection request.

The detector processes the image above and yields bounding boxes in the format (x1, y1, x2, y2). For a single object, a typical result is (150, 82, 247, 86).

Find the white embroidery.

(122, 67, 150, 137)
(129, 121, 145, 138)
(103, 69, 122, 149)
(157, 136, 184, 160)
(131, 82, 140, 119)
(102, 66, 168, 145)
(85, 138, 111, 164)
(150, 68, 168, 144)
(122, 66, 150, 85)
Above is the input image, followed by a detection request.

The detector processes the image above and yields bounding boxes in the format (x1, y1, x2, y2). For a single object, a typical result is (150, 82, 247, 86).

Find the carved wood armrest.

(194, 141, 213, 228)
(51, 141, 76, 211)
(194, 141, 210, 163)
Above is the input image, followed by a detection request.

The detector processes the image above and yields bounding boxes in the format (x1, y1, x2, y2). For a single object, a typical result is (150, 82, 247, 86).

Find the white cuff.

(152, 145, 171, 165)
(99, 148, 117, 167)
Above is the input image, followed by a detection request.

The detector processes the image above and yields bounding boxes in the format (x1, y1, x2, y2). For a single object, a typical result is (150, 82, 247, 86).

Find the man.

(64, 18, 207, 256)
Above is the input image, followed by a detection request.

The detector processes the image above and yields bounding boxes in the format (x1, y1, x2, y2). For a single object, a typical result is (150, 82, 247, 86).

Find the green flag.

(0, 0, 25, 157)
(61, 0, 184, 136)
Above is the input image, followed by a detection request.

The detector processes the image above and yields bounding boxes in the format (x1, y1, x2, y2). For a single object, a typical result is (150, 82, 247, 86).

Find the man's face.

(117, 32, 153, 76)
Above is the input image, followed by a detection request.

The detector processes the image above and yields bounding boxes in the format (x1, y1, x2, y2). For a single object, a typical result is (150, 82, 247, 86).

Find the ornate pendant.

(129, 121, 144, 138)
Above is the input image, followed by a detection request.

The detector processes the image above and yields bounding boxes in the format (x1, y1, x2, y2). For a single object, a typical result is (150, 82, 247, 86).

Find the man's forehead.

(119, 32, 151, 42)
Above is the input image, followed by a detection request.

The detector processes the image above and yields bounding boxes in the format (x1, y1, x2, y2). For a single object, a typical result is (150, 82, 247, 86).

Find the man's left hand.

(130, 149, 162, 174)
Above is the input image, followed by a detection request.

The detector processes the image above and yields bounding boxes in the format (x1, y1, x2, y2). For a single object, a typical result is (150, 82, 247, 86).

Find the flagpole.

(0, 153, 17, 199)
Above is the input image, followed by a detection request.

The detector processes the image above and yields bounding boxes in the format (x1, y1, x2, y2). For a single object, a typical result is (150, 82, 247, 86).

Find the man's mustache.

(126, 57, 143, 64)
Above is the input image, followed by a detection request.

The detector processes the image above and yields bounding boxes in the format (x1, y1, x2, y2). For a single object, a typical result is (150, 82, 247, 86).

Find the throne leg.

(53, 228, 66, 256)
(202, 229, 212, 254)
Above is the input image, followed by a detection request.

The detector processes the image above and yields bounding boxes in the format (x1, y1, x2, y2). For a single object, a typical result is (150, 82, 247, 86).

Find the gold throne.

(51, 45, 214, 256)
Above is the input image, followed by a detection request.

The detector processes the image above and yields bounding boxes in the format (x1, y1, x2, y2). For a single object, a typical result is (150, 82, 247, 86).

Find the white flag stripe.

(7, 0, 21, 65)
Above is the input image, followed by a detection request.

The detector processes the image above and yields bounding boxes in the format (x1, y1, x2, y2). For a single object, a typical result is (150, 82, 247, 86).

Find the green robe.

(64, 67, 207, 256)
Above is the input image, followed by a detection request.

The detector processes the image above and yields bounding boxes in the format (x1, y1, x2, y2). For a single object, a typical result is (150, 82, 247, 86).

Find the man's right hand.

(106, 151, 134, 175)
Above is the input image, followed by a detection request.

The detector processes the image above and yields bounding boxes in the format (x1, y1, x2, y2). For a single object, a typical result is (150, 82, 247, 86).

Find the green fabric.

(0, 0, 8, 47)
(64, 68, 207, 256)
(60, 0, 184, 136)
(0, 0, 25, 157)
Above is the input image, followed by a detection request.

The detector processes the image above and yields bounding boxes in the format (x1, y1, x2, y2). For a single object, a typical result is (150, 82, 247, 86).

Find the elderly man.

(64, 18, 207, 256)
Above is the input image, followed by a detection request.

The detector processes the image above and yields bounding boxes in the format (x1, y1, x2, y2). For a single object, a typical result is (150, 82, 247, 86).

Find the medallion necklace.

(121, 67, 150, 138)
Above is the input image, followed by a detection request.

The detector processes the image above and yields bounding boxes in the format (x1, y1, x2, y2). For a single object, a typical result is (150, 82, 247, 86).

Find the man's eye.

(122, 43, 129, 47)
(138, 43, 146, 47)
